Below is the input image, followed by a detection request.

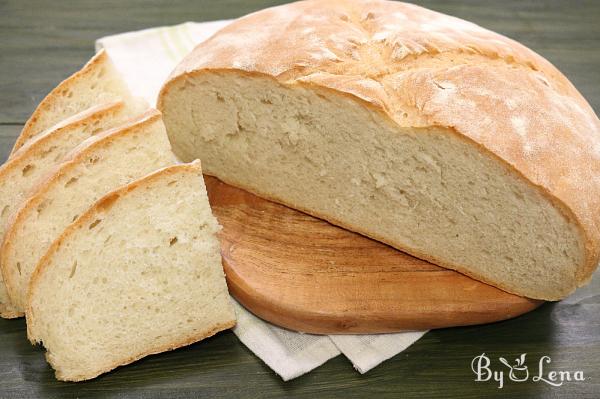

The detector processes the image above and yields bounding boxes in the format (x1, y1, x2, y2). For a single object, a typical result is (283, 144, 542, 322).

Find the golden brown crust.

(35, 317, 234, 381)
(55, 319, 235, 381)
(11, 50, 111, 155)
(10, 101, 125, 160)
(0, 109, 164, 307)
(159, 0, 600, 294)
(0, 305, 23, 319)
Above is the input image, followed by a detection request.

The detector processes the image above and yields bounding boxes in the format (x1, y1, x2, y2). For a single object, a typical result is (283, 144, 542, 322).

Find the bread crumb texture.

(27, 162, 235, 381)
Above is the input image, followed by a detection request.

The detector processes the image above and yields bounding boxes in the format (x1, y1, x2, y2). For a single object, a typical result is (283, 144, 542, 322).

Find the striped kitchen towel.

(96, 21, 428, 382)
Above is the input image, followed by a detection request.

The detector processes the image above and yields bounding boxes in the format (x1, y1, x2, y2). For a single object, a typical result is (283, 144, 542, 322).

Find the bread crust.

(158, 0, 600, 298)
(51, 319, 234, 382)
(0, 306, 22, 319)
(0, 109, 164, 310)
(26, 161, 236, 382)
(9, 101, 125, 161)
(11, 50, 112, 155)
(0, 102, 126, 199)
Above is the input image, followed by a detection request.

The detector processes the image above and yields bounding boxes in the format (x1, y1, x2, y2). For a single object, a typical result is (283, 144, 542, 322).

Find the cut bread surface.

(27, 161, 235, 381)
(0, 101, 137, 318)
(11, 49, 145, 155)
(158, 0, 600, 300)
(1, 109, 176, 312)
(160, 71, 585, 301)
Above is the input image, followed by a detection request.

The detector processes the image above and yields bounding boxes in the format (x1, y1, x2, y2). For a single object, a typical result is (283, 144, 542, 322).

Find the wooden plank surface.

(1, 1, 599, 397)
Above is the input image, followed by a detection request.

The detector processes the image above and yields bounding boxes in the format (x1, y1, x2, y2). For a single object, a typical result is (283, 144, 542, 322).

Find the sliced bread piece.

(1, 109, 176, 312)
(11, 49, 145, 155)
(0, 101, 136, 318)
(27, 161, 236, 381)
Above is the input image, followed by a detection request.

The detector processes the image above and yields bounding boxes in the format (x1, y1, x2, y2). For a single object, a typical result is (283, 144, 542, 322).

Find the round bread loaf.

(158, 0, 600, 300)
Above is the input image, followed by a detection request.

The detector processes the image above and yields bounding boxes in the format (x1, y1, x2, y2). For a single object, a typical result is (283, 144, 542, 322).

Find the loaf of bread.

(0, 101, 137, 318)
(1, 109, 176, 312)
(10, 49, 144, 155)
(27, 161, 235, 381)
(158, 0, 600, 300)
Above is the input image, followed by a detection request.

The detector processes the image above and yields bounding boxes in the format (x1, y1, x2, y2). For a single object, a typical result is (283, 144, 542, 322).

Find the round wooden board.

(204, 176, 543, 334)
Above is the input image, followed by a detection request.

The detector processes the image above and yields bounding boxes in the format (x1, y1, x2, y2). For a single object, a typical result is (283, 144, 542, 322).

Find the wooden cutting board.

(204, 176, 543, 334)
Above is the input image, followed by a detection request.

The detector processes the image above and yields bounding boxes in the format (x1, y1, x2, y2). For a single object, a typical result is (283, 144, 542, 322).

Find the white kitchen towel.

(96, 21, 428, 381)
(231, 300, 341, 381)
(330, 332, 428, 373)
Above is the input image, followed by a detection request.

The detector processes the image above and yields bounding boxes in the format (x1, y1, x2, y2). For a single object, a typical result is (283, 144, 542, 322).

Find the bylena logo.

(471, 353, 585, 389)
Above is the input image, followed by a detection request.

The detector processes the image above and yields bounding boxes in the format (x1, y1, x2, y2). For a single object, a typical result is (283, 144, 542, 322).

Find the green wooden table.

(1, 1, 599, 397)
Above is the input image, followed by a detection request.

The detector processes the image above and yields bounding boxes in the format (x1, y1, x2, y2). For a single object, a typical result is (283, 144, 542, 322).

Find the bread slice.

(1, 109, 176, 312)
(27, 161, 235, 381)
(0, 101, 138, 318)
(10, 49, 145, 155)
(158, 0, 600, 300)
